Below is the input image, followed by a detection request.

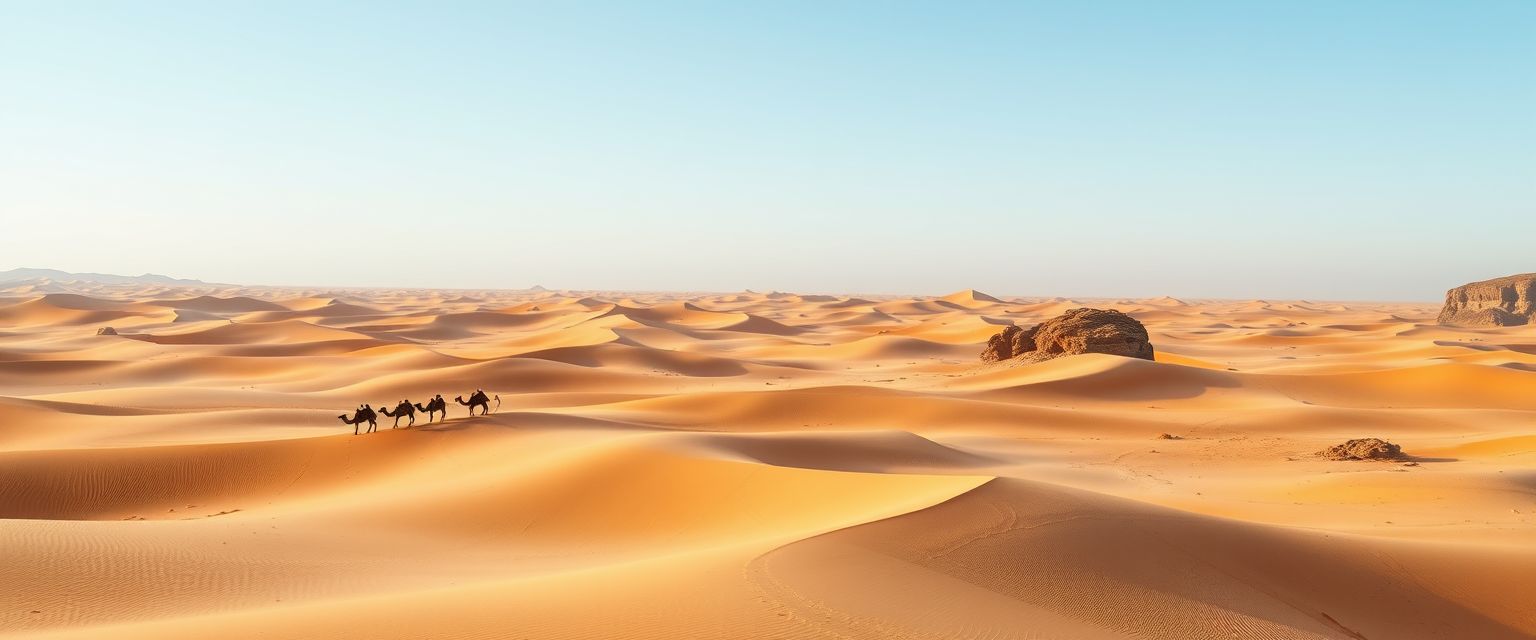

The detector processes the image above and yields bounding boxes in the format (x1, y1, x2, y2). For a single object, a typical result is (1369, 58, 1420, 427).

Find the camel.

(360, 404, 378, 433)
(413, 395, 448, 423)
(456, 390, 492, 416)
(378, 400, 416, 428)
(338, 404, 378, 435)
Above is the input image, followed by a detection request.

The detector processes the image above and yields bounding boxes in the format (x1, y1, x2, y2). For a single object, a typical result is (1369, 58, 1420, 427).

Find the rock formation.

(981, 325, 1037, 363)
(1438, 273, 1536, 327)
(1317, 438, 1406, 461)
(96, 326, 118, 336)
(981, 308, 1154, 363)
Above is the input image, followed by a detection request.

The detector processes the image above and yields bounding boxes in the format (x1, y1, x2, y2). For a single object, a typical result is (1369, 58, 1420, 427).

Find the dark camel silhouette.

(456, 390, 491, 416)
(338, 404, 378, 435)
(378, 400, 416, 428)
(360, 404, 379, 433)
(413, 395, 448, 423)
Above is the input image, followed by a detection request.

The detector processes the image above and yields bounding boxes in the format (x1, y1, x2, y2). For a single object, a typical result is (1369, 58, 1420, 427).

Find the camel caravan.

(338, 389, 500, 435)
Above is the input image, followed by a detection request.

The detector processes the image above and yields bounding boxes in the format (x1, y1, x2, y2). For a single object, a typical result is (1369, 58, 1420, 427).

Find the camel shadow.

(412, 412, 508, 432)
(411, 411, 660, 434)
(419, 418, 488, 432)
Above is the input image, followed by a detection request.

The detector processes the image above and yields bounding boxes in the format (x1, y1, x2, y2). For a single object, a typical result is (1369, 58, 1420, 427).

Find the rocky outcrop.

(96, 326, 118, 336)
(1317, 438, 1405, 461)
(980, 308, 1154, 363)
(1438, 273, 1536, 327)
(981, 324, 1038, 362)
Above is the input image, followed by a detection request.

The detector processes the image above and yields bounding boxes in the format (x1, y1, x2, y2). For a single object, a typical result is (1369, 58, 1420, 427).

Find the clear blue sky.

(2, 1, 1532, 299)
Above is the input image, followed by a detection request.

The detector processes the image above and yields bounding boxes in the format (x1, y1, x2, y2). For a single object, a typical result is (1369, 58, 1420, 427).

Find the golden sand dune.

(0, 286, 1532, 639)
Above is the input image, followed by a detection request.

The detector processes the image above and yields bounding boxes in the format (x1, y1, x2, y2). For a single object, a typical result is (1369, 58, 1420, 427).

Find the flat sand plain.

(1, 282, 1532, 639)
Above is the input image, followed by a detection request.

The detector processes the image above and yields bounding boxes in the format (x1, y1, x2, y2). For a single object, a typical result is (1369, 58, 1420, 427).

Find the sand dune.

(1, 286, 1532, 639)
(0, 295, 168, 327)
(152, 295, 286, 314)
(127, 319, 382, 346)
(939, 288, 1005, 307)
(759, 478, 1536, 639)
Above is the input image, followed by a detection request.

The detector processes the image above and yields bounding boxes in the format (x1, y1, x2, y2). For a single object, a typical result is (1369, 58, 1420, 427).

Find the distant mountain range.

(0, 268, 209, 286)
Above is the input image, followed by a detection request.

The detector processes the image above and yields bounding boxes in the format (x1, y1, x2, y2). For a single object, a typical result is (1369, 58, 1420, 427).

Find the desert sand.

(1, 281, 1533, 639)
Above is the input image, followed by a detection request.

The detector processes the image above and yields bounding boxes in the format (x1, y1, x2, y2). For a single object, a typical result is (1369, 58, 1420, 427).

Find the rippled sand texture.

(1, 283, 1532, 639)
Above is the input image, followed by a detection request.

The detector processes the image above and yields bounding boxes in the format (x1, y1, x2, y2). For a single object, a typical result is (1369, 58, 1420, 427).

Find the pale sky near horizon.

(2, 1, 1532, 300)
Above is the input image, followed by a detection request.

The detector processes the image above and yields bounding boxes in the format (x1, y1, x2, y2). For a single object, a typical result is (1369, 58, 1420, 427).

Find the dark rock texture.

(1438, 273, 1536, 327)
(980, 308, 1154, 363)
(1317, 438, 1406, 461)
(980, 324, 1037, 363)
(96, 326, 118, 336)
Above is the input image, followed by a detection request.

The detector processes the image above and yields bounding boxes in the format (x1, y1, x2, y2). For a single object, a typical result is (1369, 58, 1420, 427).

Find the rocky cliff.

(1438, 273, 1536, 327)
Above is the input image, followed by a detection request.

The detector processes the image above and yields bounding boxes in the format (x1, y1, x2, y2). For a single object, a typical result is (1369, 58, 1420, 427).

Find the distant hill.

(0, 268, 209, 286)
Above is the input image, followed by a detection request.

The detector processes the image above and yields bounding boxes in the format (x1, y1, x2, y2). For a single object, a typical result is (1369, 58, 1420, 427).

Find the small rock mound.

(1438, 273, 1536, 327)
(96, 326, 118, 336)
(981, 308, 1154, 363)
(1317, 438, 1406, 461)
